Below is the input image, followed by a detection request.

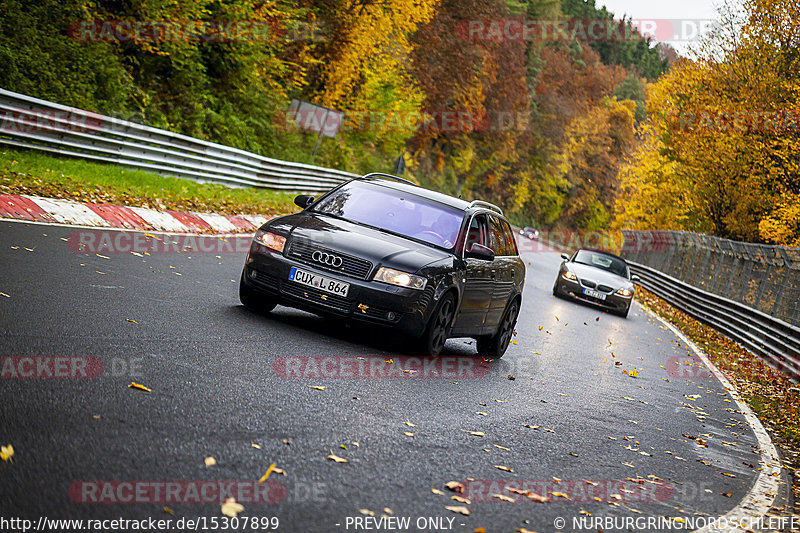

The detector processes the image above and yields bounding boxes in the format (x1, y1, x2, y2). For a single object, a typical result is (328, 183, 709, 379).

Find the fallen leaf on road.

(494, 465, 514, 472)
(405, 420, 418, 427)
(128, 382, 151, 392)
(444, 505, 470, 516)
(0, 292, 10, 298)
(475, 412, 488, 416)
(1, 444, 14, 462)
(327, 454, 348, 463)
(221, 498, 244, 517)
(282, 439, 292, 445)
(538, 326, 543, 331)
(308, 385, 325, 391)
(251, 442, 261, 449)
(623, 368, 640, 378)
(493, 444, 510, 451)
(722, 472, 736, 477)
(432, 488, 445, 496)
(516, 529, 537, 533)
(403, 432, 415, 437)
(524, 492, 550, 503)
(358, 509, 375, 516)
(462, 430, 485, 437)
(163, 506, 174, 515)
(445, 481, 465, 493)
(126, 318, 137, 323)
(204, 456, 216, 467)
(258, 463, 284, 482)
(493, 494, 515, 502)
(451, 495, 471, 504)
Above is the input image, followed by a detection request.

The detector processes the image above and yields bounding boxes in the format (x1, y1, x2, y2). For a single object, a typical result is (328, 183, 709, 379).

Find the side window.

(501, 220, 518, 256)
(487, 216, 507, 255)
(465, 215, 488, 251)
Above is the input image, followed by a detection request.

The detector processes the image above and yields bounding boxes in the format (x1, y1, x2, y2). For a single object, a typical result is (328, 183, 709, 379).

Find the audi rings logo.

(312, 251, 343, 268)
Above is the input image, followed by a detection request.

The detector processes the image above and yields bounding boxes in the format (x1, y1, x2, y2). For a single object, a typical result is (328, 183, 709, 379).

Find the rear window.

(312, 181, 464, 249)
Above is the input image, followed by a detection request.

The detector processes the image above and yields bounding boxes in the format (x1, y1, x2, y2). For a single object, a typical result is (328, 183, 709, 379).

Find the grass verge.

(0, 148, 297, 216)
(635, 287, 800, 511)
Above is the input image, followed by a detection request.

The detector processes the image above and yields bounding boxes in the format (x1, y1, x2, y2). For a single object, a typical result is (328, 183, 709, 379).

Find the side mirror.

(465, 243, 495, 262)
(294, 194, 315, 209)
(560, 253, 570, 261)
(631, 274, 641, 282)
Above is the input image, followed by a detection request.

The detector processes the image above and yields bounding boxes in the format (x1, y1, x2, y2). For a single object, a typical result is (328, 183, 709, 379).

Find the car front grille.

(580, 279, 597, 289)
(287, 240, 373, 280)
(597, 284, 614, 293)
(251, 269, 279, 291)
(281, 282, 352, 313)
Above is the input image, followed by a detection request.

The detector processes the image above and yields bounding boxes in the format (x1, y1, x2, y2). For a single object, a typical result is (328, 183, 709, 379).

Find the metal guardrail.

(629, 261, 800, 381)
(0, 88, 357, 193)
(621, 230, 800, 327)
(538, 229, 800, 380)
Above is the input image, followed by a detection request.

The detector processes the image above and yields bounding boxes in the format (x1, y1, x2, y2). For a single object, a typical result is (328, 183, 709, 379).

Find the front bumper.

(243, 248, 435, 337)
(556, 279, 631, 312)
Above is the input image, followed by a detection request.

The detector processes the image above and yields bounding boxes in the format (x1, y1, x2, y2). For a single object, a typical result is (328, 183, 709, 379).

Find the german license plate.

(289, 267, 349, 297)
(583, 288, 606, 300)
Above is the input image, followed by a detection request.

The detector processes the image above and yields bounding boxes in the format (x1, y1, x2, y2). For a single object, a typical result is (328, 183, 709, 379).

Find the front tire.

(239, 270, 277, 314)
(476, 299, 520, 359)
(419, 292, 456, 356)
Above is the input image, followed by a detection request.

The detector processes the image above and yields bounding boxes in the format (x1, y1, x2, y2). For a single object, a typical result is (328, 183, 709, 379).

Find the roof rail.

(358, 173, 417, 186)
(469, 200, 504, 215)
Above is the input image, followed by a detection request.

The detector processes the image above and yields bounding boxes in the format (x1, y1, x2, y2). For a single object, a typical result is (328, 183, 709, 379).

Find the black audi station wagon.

(239, 174, 525, 357)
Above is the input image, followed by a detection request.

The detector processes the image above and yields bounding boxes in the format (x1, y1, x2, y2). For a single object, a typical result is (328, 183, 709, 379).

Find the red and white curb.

(0, 194, 271, 233)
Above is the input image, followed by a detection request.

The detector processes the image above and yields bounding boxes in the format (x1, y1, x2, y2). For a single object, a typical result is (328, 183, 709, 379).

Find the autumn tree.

(615, 0, 800, 243)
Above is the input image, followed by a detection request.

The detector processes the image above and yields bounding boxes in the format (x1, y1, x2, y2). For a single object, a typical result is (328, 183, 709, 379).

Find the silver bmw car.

(552, 248, 639, 318)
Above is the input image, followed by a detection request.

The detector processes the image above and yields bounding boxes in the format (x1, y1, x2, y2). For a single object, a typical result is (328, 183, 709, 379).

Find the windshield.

(311, 182, 464, 249)
(573, 250, 629, 278)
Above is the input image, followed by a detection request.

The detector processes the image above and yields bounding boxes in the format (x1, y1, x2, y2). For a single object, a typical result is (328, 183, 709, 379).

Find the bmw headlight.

(253, 229, 286, 253)
(561, 270, 578, 281)
(374, 267, 427, 290)
(616, 287, 634, 297)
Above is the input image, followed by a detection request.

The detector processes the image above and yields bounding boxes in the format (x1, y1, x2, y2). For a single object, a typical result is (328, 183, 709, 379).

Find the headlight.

(374, 267, 427, 290)
(616, 287, 634, 297)
(253, 229, 286, 253)
(561, 270, 578, 281)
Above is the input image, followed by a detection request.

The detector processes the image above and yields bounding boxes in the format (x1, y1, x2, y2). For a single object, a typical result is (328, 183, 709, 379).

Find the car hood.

(566, 262, 633, 288)
(271, 213, 451, 272)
